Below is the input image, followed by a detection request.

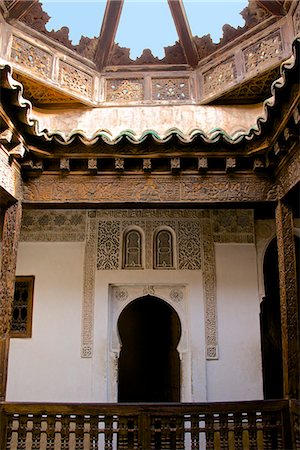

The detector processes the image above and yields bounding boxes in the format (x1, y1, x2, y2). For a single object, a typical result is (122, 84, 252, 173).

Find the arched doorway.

(261, 236, 299, 399)
(117, 295, 181, 402)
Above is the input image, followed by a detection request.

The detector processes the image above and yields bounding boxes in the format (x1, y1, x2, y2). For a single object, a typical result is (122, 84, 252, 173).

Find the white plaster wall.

(7, 242, 89, 402)
(206, 244, 263, 402)
(7, 240, 263, 403)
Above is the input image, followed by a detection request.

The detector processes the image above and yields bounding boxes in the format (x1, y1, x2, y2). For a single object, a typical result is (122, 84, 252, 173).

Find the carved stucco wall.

(19, 208, 255, 363)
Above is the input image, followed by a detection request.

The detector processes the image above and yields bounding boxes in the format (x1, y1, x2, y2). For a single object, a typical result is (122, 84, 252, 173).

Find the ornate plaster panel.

(20, 210, 86, 241)
(81, 211, 97, 358)
(212, 209, 254, 243)
(202, 217, 217, 360)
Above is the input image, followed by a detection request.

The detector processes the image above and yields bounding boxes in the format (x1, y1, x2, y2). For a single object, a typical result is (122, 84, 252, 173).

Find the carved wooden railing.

(0, 400, 298, 449)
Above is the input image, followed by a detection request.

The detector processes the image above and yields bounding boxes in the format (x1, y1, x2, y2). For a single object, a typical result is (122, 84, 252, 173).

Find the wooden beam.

(167, 0, 198, 68)
(7, 0, 38, 20)
(94, 0, 124, 71)
(256, 1, 286, 16)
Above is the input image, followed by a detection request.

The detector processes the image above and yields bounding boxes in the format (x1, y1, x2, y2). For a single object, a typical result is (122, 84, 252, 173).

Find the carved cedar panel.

(243, 30, 283, 73)
(59, 62, 93, 98)
(152, 78, 190, 101)
(202, 58, 236, 96)
(106, 79, 144, 102)
(10, 36, 51, 78)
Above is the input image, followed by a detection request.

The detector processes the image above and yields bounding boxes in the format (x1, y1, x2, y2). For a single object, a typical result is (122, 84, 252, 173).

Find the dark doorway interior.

(261, 236, 299, 399)
(118, 295, 181, 403)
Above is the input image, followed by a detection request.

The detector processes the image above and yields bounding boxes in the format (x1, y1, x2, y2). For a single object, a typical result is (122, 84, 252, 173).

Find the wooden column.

(275, 200, 299, 399)
(0, 201, 22, 400)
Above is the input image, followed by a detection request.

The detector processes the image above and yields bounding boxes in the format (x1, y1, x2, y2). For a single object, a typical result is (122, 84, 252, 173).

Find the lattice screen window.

(123, 230, 143, 269)
(155, 230, 174, 269)
(11, 276, 34, 338)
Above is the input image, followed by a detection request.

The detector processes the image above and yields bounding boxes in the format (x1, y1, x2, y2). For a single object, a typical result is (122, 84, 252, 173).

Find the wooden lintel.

(7, 0, 38, 20)
(167, 0, 198, 68)
(256, 0, 286, 16)
(94, 0, 124, 71)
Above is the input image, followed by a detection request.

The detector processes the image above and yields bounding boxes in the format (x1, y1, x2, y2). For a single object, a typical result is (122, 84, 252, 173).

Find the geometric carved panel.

(243, 30, 283, 73)
(152, 78, 190, 101)
(178, 221, 202, 269)
(106, 79, 144, 102)
(10, 35, 51, 79)
(203, 58, 236, 96)
(97, 220, 120, 269)
(59, 61, 93, 97)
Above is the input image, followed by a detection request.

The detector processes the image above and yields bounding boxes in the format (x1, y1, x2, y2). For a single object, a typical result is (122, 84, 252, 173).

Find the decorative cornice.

(0, 38, 298, 149)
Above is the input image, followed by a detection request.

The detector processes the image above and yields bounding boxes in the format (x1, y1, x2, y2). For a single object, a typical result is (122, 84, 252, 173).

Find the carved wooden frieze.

(10, 36, 52, 79)
(106, 79, 144, 102)
(243, 30, 283, 73)
(211, 209, 254, 243)
(152, 78, 190, 101)
(20, 210, 86, 241)
(22, 175, 276, 204)
(202, 58, 236, 96)
(59, 61, 93, 98)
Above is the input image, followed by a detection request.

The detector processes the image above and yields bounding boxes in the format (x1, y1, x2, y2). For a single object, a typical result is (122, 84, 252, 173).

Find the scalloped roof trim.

(0, 38, 298, 147)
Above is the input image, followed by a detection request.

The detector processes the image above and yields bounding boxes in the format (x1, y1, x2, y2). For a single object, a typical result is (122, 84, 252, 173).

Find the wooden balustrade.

(0, 400, 298, 449)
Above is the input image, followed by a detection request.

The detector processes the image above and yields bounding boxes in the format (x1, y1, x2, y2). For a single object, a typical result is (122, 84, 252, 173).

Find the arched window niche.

(123, 227, 144, 269)
(154, 226, 176, 269)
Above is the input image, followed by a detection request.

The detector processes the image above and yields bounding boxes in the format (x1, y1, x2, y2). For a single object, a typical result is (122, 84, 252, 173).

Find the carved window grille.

(11, 276, 34, 338)
(155, 230, 174, 269)
(123, 230, 143, 269)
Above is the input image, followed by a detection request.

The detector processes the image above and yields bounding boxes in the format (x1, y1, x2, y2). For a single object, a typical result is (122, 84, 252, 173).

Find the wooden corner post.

(275, 199, 300, 399)
(0, 201, 22, 401)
